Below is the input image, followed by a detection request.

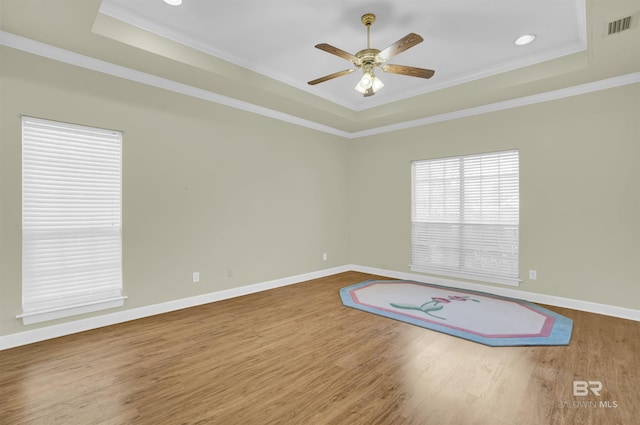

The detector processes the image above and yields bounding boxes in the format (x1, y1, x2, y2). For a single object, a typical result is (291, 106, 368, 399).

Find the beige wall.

(349, 83, 640, 309)
(2, 45, 639, 340)
(0, 47, 350, 336)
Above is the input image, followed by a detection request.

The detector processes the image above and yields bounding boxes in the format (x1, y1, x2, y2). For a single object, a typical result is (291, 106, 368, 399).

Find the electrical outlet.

(322, 253, 328, 261)
(193, 272, 200, 283)
(529, 270, 537, 280)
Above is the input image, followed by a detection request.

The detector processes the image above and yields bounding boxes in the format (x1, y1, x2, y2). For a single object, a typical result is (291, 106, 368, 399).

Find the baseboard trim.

(2, 263, 638, 350)
(349, 265, 640, 322)
(0, 265, 350, 351)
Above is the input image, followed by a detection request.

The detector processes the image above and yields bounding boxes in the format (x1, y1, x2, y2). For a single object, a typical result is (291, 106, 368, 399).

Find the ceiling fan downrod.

(361, 13, 376, 49)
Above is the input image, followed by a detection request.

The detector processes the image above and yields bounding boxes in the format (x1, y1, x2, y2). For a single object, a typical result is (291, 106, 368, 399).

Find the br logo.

(573, 380, 602, 396)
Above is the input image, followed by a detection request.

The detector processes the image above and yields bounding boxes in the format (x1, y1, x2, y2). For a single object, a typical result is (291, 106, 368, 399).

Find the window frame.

(410, 149, 520, 286)
(19, 116, 126, 325)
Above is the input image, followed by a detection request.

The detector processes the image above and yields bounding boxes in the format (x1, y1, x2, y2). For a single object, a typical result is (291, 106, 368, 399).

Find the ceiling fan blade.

(315, 43, 359, 63)
(381, 64, 435, 79)
(378, 33, 424, 61)
(307, 69, 356, 85)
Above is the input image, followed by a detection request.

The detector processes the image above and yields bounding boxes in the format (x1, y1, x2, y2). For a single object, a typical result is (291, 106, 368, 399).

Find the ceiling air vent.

(607, 16, 632, 35)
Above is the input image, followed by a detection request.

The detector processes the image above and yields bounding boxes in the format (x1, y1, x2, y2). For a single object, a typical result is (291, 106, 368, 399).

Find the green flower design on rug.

(390, 295, 480, 320)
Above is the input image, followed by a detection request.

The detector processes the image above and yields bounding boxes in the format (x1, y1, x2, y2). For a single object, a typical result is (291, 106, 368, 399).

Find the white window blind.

(20, 116, 125, 325)
(411, 150, 519, 286)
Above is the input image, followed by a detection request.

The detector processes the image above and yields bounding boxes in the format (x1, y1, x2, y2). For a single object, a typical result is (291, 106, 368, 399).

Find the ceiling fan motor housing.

(355, 49, 381, 68)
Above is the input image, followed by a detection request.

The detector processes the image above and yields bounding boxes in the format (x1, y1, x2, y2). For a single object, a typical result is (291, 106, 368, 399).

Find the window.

(20, 116, 125, 325)
(411, 150, 519, 286)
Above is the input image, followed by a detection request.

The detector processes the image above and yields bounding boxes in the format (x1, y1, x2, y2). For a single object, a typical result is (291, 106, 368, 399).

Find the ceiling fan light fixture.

(514, 34, 536, 46)
(354, 78, 369, 94)
(163, 0, 183, 6)
(356, 72, 373, 90)
(354, 72, 384, 95)
(371, 76, 384, 92)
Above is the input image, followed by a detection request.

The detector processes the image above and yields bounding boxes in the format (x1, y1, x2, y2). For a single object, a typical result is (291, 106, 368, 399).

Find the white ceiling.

(98, 0, 587, 111)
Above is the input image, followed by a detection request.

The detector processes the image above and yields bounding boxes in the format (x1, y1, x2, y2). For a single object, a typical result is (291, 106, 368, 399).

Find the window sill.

(17, 296, 127, 325)
(409, 266, 521, 287)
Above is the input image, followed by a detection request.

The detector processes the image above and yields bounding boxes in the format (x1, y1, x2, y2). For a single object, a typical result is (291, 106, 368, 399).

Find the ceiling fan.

(308, 13, 435, 97)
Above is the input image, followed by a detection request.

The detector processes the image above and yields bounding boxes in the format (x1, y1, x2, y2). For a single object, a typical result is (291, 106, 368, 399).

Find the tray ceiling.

(1, 0, 639, 134)
(98, 0, 587, 111)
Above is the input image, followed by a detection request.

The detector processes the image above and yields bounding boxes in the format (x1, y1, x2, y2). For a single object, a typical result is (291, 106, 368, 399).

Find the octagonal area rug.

(340, 280, 573, 346)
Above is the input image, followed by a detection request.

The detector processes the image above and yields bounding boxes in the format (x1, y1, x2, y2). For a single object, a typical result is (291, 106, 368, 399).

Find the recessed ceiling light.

(514, 34, 536, 46)
(163, 0, 183, 5)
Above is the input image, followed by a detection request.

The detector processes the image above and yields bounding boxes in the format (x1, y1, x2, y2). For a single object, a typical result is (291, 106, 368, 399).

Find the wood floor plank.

(1, 271, 638, 425)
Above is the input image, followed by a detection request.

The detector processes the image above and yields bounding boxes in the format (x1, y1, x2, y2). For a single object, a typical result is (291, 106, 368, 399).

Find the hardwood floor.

(1, 271, 638, 425)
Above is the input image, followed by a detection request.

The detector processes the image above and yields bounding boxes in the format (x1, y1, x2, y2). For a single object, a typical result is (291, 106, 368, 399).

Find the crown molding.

(350, 72, 640, 138)
(0, 31, 350, 139)
(2, 31, 639, 140)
